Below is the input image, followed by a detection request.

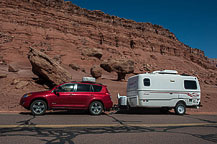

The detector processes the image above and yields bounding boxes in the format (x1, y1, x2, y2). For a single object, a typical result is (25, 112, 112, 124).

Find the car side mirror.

(53, 89, 59, 96)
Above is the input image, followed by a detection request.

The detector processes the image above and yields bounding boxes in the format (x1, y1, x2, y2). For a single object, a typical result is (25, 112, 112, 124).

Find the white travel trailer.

(125, 70, 201, 115)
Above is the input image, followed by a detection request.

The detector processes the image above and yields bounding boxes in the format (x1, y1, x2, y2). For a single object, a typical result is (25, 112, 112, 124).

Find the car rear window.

(184, 80, 197, 89)
(76, 84, 92, 92)
(92, 85, 102, 92)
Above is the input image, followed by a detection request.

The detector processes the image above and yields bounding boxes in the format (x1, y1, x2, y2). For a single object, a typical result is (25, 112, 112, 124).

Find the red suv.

(20, 81, 113, 115)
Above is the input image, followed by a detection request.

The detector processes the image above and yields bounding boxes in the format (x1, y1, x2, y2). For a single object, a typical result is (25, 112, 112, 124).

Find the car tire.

(175, 102, 186, 115)
(30, 100, 47, 116)
(89, 101, 103, 115)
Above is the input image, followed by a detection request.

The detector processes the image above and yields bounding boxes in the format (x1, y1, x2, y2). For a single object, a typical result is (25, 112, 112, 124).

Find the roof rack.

(71, 81, 103, 85)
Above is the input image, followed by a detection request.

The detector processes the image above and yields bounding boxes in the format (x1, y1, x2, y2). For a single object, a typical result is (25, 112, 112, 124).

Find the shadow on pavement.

(114, 107, 179, 115)
(184, 115, 217, 124)
(19, 108, 180, 116)
(19, 110, 108, 116)
(1, 110, 216, 144)
(0, 122, 217, 144)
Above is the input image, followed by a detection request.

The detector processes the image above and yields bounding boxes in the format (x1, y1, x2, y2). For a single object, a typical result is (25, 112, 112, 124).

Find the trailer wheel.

(175, 102, 186, 115)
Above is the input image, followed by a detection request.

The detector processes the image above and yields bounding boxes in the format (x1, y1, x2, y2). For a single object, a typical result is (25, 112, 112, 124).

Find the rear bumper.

(187, 102, 202, 109)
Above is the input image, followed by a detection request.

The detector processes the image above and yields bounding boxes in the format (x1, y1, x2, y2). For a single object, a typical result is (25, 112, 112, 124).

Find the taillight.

(106, 92, 112, 99)
(105, 87, 112, 99)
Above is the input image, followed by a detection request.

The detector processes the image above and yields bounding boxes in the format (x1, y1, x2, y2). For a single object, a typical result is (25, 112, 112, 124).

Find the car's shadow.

(19, 110, 108, 116)
(19, 108, 188, 116)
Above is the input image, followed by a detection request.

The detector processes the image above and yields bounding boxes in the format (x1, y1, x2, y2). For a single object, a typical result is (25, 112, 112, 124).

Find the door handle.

(170, 93, 173, 94)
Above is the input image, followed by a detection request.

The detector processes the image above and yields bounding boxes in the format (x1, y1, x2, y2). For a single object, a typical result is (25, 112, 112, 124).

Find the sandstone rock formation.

(100, 59, 134, 80)
(15, 81, 29, 89)
(69, 63, 80, 71)
(81, 48, 103, 59)
(53, 55, 62, 64)
(11, 78, 29, 89)
(0, 56, 6, 65)
(0, 73, 7, 79)
(90, 66, 102, 79)
(0, 0, 215, 74)
(209, 58, 217, 68)
(28, 47, 72, 86)
(0, 0, 217, 112)
(8, 64, 19, 72)
(142, 64, 152, 72)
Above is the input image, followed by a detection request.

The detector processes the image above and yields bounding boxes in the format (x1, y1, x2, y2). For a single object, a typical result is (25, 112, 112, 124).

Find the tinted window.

(144, 78, 150, 86)
(57, 84, 75, 92)
(92, 85, 102, 92)
(77, 84, 92, 92)
(184, 80, 197, 89)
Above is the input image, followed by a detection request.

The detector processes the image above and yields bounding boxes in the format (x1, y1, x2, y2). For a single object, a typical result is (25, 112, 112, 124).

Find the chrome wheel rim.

(91, 102, 102, 115)
(177, 105, 185, 114)
(32, 101, 45, 115)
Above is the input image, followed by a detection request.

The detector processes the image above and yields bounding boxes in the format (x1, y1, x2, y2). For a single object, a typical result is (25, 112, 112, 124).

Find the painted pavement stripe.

(0, 123, 216, 128)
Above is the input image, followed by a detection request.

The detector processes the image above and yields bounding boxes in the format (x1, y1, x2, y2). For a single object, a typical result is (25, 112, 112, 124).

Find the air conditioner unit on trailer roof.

(152, 70, 178, 74)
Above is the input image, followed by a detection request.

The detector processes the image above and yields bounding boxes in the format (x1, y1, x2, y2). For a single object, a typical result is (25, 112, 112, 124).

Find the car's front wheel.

(30, 100, 47, 116)
(89, 101, 103, 115)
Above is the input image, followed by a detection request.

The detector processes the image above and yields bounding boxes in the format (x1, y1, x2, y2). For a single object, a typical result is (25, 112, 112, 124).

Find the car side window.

(184, 80, 197, 89)
(76, 84, 92, 92)
(57, 84, 75, 92)
(144, 78, 150, 86)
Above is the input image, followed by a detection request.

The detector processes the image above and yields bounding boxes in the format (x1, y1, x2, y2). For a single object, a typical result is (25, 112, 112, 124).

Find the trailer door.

(139, 76, 179, 107)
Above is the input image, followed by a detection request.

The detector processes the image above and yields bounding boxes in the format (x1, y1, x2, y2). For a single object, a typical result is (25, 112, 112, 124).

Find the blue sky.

(69, 0, 217, 58)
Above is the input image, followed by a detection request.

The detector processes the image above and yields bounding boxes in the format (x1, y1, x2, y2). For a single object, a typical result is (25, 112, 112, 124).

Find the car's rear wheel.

(89, 101, 103, 115)
(30, 100, 47, 116)
(175, 102, 186, 115)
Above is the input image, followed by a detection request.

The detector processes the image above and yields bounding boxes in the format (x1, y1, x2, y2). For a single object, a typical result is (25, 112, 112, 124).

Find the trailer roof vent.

(152, 70, 178, 74)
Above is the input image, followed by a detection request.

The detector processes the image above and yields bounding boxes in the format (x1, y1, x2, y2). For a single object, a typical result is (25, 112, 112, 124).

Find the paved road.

(0, 111, 217, 144)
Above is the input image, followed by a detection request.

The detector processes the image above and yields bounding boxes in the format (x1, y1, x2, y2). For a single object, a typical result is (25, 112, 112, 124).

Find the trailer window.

(144, 78, 150, 86)
(184, 80, 197, 89)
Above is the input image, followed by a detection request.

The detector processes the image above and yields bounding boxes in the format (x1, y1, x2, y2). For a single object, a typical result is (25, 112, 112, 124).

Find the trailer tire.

(175, 102, 186, 115)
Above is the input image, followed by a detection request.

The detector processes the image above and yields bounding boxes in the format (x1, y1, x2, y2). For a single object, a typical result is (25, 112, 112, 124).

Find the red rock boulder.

(28, 47, 71, 86)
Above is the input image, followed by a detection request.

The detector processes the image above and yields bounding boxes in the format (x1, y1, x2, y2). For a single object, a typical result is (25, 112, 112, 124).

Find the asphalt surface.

(0, 110, 217, 144)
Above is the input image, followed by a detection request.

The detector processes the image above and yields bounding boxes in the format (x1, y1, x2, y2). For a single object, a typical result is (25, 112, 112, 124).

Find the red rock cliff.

(0, 0, 217, 112)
